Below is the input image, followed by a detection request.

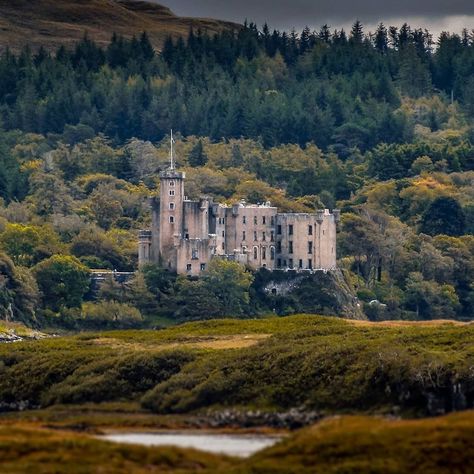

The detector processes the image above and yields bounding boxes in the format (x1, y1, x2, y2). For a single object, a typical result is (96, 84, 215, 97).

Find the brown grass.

(91, 334, 270, 351)
(1, 412, 473, 473)
(348, 318, 472, 327)
(0, 0, 241, 53)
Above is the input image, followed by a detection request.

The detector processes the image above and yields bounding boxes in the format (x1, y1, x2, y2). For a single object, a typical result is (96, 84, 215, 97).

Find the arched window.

(270, 246, 275, 260)
(169, 203, 175, 210)
(169, 216, 174, 224)
(262, 247, 267, 260)
(253, 246, 258, 260)
(169, 181, 175, 187)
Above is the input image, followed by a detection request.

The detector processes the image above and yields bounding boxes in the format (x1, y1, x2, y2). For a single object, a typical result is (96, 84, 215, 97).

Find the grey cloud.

(158, 0, 474, 31)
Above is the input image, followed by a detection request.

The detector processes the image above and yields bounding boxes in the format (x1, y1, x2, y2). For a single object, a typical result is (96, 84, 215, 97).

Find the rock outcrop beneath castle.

(255, 268, 364, 319)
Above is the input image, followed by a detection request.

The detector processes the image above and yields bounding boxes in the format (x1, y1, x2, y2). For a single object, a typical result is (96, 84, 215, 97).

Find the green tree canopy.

(33, 255, 90, 311)
(420, 196, 466, 237)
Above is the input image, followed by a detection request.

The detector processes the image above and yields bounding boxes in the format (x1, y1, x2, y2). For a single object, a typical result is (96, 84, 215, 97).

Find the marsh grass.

(0, 315, 472, 416)
(0, 412, 473, 473)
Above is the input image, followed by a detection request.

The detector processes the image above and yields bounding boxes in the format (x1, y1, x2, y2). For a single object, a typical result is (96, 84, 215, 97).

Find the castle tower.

(138, 230, 152, 267)
(158, 132, 185, 271)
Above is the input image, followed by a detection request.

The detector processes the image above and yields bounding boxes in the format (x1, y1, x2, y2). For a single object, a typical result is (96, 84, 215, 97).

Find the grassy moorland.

(0, 412, 473, 473)
(0, 0, 238, 52)
(0, 315, 472, 420)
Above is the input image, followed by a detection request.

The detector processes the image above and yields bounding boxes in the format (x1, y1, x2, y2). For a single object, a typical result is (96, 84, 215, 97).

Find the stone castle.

(138, 139, 339, 276)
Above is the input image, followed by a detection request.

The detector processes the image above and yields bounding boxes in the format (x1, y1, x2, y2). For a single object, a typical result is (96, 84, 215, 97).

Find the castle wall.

(317, 211, 337, 269)
(183, 199, 210, 241)
(275, 212, 336, 271)
(176, 238, 216, 276)
(225, 203, 278, 270)
(150, 197, 160, 263)
(212, 204, 227, 255)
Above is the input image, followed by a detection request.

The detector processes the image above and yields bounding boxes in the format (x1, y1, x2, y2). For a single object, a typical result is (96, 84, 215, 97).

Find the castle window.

(192, 249, 198, 260)
(308, 259, 313, 270)
(277, 225, 282, 235)
(169, 181, 175, 187)
(308, 225, 313, 236)
(200, 263, 206, 271)
(289, 259, 293, 269)
(253, 247, 258, 260)
(262, 216, 266, 224)
(289, 241, 293, 254)
(186, 263, 192, 272)
(271, 231, 275, 242)
(277, 258, 281, 268)
(254, 216, 257, 225)
(254, 231, 257, 241)
(169, 190, 175, 196)
(299, 259, 303, 269)
(262, 247, 267, 260)
(243, 231, 246, 241)
(169, 203, 175, 210)
(271, 216, 275, 226)
(222, 243, 225, 250)
(323, 230, 325, 235)
(262, 232, 266, 241)
(308, 242, 313, 254)
(277, 241, 282, 253)
(222, 231, 225, 238)
(289, 225, 294, 235)
(243, 216, 246, 224)
(169, 216, 174, 224)
(270, 247, 275, 260)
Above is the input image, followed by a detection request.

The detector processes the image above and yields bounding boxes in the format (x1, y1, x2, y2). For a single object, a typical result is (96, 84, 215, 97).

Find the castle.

(138, 138, 339, 276)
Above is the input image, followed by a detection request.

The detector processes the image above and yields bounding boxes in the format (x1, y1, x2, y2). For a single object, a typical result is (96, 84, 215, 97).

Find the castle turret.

(159, 132, 185, 271)
(138, 230, 152, 267)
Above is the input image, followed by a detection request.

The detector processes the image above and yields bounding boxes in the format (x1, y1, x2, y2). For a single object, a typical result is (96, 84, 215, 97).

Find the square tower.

(159, 169, 185, 270)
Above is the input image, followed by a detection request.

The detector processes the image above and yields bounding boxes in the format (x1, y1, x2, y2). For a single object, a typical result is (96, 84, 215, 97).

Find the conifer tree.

(188, 140, 208, 167)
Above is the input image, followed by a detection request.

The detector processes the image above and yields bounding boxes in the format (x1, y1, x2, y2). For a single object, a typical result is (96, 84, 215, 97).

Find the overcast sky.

(158, 0, 474, 39)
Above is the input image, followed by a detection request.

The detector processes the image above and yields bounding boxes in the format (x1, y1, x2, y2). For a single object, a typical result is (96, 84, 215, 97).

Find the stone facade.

(139, 165, 339, 275)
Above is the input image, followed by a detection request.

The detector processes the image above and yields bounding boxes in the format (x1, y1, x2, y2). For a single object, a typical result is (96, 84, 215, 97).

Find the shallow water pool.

(100, 432, 282, 458)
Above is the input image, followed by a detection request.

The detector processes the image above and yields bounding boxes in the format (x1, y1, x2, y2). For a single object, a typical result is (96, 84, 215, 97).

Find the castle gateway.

(139, 143, 339, 276)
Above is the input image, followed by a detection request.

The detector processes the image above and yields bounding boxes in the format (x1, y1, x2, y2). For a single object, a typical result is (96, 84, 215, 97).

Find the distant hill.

(0, 0, 240, 52)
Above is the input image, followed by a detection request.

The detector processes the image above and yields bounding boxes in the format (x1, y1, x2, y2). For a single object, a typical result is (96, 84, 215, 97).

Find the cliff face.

(0, 0, 240, 52)
(255, 269, 365, 319)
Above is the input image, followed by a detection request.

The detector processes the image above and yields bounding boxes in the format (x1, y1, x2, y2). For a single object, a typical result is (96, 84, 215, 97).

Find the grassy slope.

(242, 412, 474, 474)
(0, 412, 473, 473)
(0, 0, 240, 52)
(0, 315, 472, 417)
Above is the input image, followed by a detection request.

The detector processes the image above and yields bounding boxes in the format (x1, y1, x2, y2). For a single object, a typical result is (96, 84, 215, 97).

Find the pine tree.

(188, 139, 208, 167)
(374, 23, 388, 53)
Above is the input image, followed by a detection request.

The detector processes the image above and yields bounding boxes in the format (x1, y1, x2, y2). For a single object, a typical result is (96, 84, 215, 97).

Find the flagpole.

(170, 129, 174, 170)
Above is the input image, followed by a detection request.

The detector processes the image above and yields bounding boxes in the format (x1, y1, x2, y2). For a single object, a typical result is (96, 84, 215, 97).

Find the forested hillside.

(0, 21, 473, 327)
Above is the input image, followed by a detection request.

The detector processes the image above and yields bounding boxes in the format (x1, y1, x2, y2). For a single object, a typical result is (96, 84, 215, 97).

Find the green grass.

(0, 315, 472, 417)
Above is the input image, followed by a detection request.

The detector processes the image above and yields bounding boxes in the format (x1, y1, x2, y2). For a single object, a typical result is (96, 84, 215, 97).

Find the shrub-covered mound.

(242, 411, 474, 474)
(0, 316, 472, 416)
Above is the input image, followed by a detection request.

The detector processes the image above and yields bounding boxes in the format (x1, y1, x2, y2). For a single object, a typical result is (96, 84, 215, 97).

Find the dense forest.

(0, 22, 473, 327)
